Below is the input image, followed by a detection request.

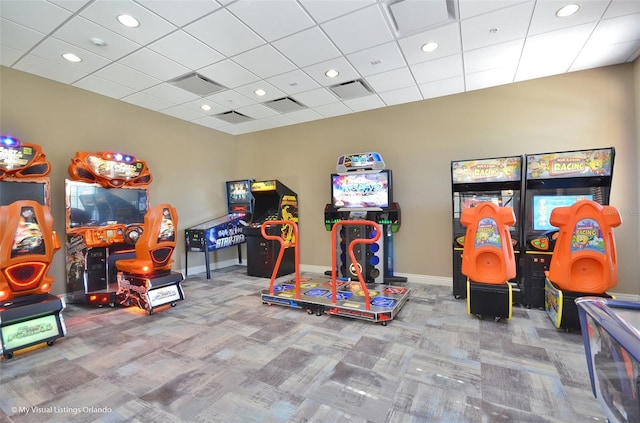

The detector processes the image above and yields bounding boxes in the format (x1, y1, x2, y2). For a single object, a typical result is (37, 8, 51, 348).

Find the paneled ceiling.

(2, 0, 639, 135)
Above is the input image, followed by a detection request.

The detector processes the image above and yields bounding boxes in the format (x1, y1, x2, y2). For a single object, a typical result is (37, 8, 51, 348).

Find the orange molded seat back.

(546, 200, 621, 293)
(0, 200, 60, 302)
(460, 202, 516, 284)
(116, 204, 178, 275)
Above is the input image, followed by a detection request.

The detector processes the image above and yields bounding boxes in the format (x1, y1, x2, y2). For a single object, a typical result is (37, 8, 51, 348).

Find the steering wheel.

(124, 224, 144, 245)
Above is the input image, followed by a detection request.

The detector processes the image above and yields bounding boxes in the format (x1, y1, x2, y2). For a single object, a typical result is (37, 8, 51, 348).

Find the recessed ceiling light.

(254, 89, 266, 96)
(556, 4, 580, 17)
(201, 104, 212, 112)
(325, 69, 339, 78)
(117, 14, 139, 28)
(421, 42, 439, 52)
(62, 53, 82, 63)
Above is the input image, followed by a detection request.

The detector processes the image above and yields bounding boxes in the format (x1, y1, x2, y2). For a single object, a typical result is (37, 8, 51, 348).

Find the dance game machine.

(522, 147, 614, 309)
(65, 151, 183, 313)
(576, 297, 640, 423)
(451, 155, 522, 300)
(184, 179, 253, 279)
(0, 135, 66, 359)
(243, 179, 297, 278)
(260, 219, 411, 325)
(324, 152, 405, 284)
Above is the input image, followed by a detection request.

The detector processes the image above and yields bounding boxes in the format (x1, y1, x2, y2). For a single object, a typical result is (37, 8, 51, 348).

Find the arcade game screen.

(11, 206, 45, 257)
(532, 194, 593, 231)
(0, 181, 46, 206)
(453, 191, 517, 231)
(331, 170, 392, 209)
(66, 182, 148, 228)
(158, 208, 175, 242)
(226, 180, 252, 205)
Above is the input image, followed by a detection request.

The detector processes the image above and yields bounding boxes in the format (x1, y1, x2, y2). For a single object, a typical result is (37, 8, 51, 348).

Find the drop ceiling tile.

(0, 45, 23, 66)
(73, 75, 137, 99)
(142, 83, 200, 103)
(458, 0, 531, 20)
(0, 18, 46, 52)
(465, 65, 517, 91)
(313, 102, 353, 118)
(463, 39, 524, 74)
(228, 1, 314, 42)
(292, 88, 339, 107)
(398, 22, 461, 65)
(229, 120, 272, 134)
(121, 91, 175, 110)
(287, 108, 323, 123)
(159, 105, 207, 121)
(184, 9, 264, 57)
(136, 0, 221, 27)
(53, 16, 141, 61)
(366, 67, 414, 93)
(303, 56, 360, 86)
(93, 62, 161, 91)
(266, 70, 321, 95)
(119, 48, 190, 81)
(603, 0, 640, 18)
(13, 54, 87, 84)
(587, 14, 640, 46)
(180, 98, 228, 115)
(272, 27, 341, 68)
(321, 5, 394, 54)
(343, 94, 385, 112)
(347, 42, 406, 76)
(378, 85, 423, 106)
(410, 54, 463, 85)
(232, 44, 297, 79)
(260, 114, 297, 128)
(206, 89, 255, 110)
(419, 75, 465, 99)
(0, 0, 72, 33)
(461, 2, 533, 52)
(234, 81, 286, 103)
(148, 31, 224, 71)
(385, 0, 456, 37)
(299, 0, 375, 24)
(49, 0, 92, 13)
(528, 0, 609, 36)
(80, 0, 177, 46)
(571, 39, 640, 71)
(198, 59, 259, 89)
(30, 37, 111, 73)
(235, 103, 280, 119)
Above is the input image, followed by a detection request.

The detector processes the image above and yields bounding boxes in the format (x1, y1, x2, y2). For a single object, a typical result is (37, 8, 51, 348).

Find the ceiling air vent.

(264, 97, 307, 113)
(329, 79, 373, 100)
(169, 72, 226, 96)
(386, 0, 456, 36)
(214, 111, 254, 125)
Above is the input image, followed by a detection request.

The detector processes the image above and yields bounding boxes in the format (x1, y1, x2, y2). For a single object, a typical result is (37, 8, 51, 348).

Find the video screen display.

(533, 194, 593, 231)
(158, 207, 175, 242)
(331, 170, 391, 209)
(226, 180, 252, 204)
(11, 205, 45, 257)
(66, 181, 148, 228)
(0, 181, 47, 206)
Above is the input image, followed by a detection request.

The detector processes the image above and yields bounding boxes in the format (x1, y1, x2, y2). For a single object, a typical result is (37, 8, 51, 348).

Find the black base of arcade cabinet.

(116, 271, 185, 314)
(0, 294, 67, 360)
(245, 228, 294, 278)
(544, 278, 611, 331)
(467, 281, 512, 320)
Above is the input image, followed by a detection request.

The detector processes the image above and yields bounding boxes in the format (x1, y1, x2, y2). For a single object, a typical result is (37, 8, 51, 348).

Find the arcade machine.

(460, 202, 517, 321)
(324, 152, 405, 284)
(243, 179, 298, 278)
(451, 155, 522, 300)
(184, 179, 253, 279)
(65, 151, 152, 307)
(544, 200, 621, 330)
(0, 135, 66, 359)
(522, 147, 614, 309)
(260, 219, 411, 325)
(576, 297, 640, 423)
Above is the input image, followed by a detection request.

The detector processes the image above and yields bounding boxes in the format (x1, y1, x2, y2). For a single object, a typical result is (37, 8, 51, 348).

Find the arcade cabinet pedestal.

(245, 228, 295, 277)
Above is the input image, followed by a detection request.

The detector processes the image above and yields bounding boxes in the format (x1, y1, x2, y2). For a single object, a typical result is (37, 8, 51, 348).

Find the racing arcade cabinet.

(243, 180, 298, 278)
(451, 155, 522, 300)
(324, 152, 404, 284)
(522, 147, 614, 309)
(185, 179, 253, 279)
(0, 135, 66, 359)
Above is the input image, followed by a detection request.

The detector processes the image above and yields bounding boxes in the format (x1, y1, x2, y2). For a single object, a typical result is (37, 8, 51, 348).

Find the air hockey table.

(576, 297, 640, 423)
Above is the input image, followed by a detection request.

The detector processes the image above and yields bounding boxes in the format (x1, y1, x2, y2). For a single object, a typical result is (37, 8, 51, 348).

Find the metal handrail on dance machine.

(260, 220, 300, 298)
